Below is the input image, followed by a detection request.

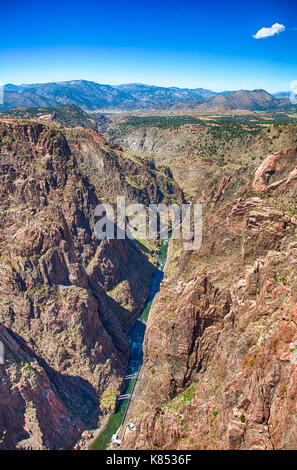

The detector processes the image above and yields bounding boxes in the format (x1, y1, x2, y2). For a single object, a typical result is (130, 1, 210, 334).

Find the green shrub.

(100, 389, 118, 413)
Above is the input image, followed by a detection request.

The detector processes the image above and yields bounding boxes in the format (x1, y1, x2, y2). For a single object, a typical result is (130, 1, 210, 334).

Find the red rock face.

(0, 120, 181, 449)
(252, 148, 297, 193)
(0, 324, 86, 450)
(121, 147, 297, 450)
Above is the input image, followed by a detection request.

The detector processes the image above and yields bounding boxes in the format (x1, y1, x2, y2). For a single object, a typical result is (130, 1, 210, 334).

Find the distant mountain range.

(0, 80, 294, 112)
(197, 89, 289, 111)
(273, 91, 292, 100)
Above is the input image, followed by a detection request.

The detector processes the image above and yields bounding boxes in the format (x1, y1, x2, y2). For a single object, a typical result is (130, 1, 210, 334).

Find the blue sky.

(0, 0, 296, 92)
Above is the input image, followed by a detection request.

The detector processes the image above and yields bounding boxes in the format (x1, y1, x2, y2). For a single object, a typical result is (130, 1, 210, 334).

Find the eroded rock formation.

(121, 147, 297, 450)
(0, 119, 181, 449)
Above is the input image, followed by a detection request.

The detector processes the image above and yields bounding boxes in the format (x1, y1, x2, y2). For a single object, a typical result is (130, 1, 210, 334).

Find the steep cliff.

(121, 145, 297, 450)
(107, 118, 297, 204)
(0, 119, 181, 449)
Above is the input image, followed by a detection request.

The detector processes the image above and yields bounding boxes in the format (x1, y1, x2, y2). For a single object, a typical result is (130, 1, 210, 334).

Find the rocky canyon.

(0, 110, 296, 451)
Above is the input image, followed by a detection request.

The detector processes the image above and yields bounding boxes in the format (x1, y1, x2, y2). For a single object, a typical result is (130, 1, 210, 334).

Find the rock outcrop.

(121, 146, 297, 450)
(0, 119, 181, 449)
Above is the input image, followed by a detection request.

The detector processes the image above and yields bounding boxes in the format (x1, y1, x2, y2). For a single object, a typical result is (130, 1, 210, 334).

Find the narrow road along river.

(89, 238, 169, 450)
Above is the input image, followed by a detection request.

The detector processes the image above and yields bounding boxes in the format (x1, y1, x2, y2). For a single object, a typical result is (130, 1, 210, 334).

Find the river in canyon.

(89, 238, 169, 450)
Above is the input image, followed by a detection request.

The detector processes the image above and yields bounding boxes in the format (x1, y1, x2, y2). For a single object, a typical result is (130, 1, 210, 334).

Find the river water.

(89, 238, 169, 450)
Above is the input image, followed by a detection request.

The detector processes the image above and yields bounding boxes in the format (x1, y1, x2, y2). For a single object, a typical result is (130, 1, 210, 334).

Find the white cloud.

(252, 23, 285, 39)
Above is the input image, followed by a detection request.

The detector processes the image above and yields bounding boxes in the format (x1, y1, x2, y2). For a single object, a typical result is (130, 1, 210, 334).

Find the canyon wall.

(0, 119, 181, 449)
(122, 145, 297, 450)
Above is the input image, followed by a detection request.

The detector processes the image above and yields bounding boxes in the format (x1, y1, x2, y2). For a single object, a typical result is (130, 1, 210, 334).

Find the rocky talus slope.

(0, 119, 180, 449)
(121, 145, 297, 450)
